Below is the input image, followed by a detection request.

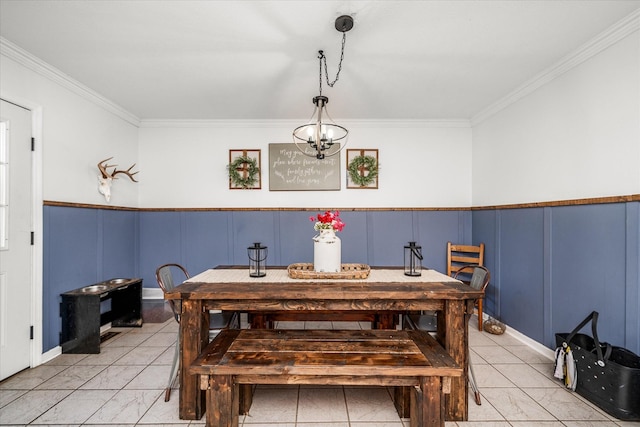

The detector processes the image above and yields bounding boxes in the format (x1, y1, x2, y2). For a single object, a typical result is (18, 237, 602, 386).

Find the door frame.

(0, 95, 43, 368)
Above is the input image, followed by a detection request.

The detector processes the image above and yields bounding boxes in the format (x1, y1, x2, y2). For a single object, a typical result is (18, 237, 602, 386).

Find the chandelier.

(292, 15, 354, 160)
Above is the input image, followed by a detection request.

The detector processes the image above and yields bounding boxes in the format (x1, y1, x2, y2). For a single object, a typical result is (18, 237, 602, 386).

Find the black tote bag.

(555, 311, 640, 421)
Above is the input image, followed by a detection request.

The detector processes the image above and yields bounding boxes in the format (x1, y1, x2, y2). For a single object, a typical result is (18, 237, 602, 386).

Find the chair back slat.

(158, 268, 175, 291)
(447, 243, 489, 333)
(453, 265, 490, 292)
(155, 263, 190, 322)
(449, 244, 482, 254)
(469, 266, 490, 291)
(450, 255, 482, 264)
(447, 242, 485, 277)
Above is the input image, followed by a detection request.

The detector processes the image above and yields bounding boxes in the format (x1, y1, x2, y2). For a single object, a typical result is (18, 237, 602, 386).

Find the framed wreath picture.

(346, 149, 379, 189)
(228, 149, 262, 189)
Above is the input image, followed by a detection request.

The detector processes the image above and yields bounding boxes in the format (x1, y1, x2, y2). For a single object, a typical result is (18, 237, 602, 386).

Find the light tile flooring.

(1, 315, 638, 427)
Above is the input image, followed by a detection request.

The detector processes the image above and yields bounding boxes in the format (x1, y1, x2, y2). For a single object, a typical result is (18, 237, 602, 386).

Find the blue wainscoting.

(44, 202, 639, 354)
(137, 209, 472, 287)
(473, 201, 640, 354)
(43, 206, 139, 352)
(43, 206, 470, 352)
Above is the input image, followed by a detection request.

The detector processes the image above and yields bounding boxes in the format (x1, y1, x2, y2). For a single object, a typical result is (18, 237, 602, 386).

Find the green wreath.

(227, 155, 260, 189)
(348, 155, 379, 187)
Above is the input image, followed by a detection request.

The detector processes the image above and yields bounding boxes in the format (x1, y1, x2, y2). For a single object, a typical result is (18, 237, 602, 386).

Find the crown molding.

(471, 9, 640, 126)
(138, 118, 471, 129)
(0, 37, 141, 127)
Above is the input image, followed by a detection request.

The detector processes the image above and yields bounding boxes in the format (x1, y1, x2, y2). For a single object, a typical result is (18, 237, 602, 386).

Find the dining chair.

(447, 242, 485, 330)
(155, 263, 239, 402)
(404, 265, 490, 405)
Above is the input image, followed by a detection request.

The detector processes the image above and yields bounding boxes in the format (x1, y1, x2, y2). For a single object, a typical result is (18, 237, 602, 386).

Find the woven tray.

(287, 263, 371, 280)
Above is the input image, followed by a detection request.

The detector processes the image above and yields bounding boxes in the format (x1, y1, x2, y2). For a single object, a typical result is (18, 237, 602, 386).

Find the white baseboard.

(143, 288, 163, 299)
(41, 346, 62, 364)
(505, 327, 555, 361)
(484, 314, 555, 361)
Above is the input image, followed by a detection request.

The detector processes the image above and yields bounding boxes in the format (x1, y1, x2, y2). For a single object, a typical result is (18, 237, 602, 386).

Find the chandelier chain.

(293, 15, 352, 159)
(318, 31, 347, 96)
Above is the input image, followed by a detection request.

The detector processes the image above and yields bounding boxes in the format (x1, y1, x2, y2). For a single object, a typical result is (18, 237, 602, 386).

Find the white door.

(0, 99, 33, 380)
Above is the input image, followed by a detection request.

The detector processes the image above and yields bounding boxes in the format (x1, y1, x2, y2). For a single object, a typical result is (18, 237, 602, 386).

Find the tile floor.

(1, 312, 638, 427)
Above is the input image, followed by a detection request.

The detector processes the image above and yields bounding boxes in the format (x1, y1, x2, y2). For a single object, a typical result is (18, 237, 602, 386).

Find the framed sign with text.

(268, 143, 341, 191)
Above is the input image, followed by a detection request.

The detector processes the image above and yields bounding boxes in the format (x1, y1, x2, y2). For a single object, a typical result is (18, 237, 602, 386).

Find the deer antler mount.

(97, 157, 139, 202)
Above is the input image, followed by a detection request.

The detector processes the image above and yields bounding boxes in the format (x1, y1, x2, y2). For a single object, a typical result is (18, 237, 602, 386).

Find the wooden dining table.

(164, 266, 483, 422)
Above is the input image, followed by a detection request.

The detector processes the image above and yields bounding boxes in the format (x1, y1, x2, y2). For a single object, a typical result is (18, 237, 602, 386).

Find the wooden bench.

(190, 329, 462, 427)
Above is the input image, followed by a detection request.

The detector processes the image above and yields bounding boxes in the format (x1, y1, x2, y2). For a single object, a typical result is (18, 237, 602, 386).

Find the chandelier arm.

(292, 104, 320, 151)
(320, 104, 347, 142)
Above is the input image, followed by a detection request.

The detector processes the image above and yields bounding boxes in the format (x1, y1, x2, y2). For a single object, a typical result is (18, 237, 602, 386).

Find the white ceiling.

(1, 1, 639, 122)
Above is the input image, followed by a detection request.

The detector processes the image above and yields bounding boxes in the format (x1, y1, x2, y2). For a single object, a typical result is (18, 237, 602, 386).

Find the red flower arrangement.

(309, 210, 345, 232)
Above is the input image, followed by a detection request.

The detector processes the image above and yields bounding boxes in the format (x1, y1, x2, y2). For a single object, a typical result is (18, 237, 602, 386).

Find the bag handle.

(563, 311, 607, 367)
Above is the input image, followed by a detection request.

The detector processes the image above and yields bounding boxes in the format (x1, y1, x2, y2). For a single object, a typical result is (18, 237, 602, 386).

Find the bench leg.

(393, 386, 411, 418)
(205, 375, 238, 427)
(411, 376, 443, 427)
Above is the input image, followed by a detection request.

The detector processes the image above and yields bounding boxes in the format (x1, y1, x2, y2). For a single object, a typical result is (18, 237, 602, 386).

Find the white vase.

(313, 228, 341, 272)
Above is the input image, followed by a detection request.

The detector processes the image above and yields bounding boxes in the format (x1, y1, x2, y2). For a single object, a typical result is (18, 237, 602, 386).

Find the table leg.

(393, 384, 411, 418)
(249, 313, 269, 329)
(376, 313, 396, 329)
(239, 384, 253, 414)
(242, 312, 269, 414)
(386, 312, 407, 417)
(440, 300, 468, 421)
(179, 299, 209, 420)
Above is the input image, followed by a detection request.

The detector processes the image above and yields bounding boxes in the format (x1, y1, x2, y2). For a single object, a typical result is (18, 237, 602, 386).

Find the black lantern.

(404, 241, 423, 276)
(248, 242, 268, 277)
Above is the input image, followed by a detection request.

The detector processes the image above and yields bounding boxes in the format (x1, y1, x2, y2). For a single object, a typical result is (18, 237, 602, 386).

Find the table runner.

(186, 268, 459, 284)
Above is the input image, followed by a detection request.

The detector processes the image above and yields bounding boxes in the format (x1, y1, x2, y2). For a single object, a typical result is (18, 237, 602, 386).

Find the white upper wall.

(472, 28, 640, 206)
(137, 122, 472, 209)
(0, 52, 140, 207)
